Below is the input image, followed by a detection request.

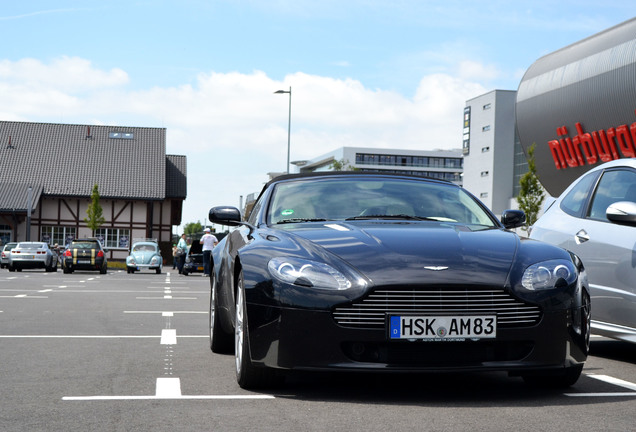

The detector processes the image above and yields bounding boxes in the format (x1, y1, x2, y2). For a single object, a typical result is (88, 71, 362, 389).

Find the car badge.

(424, 266, 448, 271)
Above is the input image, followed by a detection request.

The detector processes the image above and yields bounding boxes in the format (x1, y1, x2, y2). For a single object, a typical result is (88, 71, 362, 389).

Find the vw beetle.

(126, 239, 163, 274)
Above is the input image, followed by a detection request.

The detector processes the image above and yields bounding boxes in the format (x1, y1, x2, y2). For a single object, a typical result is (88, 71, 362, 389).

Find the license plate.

(389, 315, 496, 340)
(24, 255, 35, 259)
(197, 266, 204, 271)
(77, 260, 91, 264)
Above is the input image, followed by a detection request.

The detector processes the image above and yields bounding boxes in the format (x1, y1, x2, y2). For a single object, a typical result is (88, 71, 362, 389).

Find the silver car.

(530, 159, 636, 343)
(8, 242, 59, 272)
(1, 242, 18, 269)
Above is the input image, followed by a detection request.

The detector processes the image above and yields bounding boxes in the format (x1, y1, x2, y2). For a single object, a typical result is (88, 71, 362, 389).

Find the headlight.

(521, 259, 577, 290)
(268, 257, 359, 290)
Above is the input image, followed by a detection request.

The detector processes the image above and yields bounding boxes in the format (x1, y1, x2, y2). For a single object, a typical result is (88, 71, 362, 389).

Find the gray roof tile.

(0, 121, 185, 201)
(0, 183, 43, 212)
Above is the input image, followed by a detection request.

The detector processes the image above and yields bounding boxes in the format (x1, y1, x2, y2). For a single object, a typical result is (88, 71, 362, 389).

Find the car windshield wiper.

(345, 214, 436, 221)
(275, 218, 330, 224)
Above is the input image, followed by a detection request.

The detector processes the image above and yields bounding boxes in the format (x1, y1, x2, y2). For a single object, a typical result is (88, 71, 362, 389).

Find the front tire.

(235, 271, 278, 389)
(209, 273, 233, 353)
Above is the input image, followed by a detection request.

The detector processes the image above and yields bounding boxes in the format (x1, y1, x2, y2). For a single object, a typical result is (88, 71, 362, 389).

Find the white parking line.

(124, 311, 206, 314)
(63, 394, 275, 401)
(156, 377, 181, 397)
(160, 329, 177, 344)
(565, 374, 636, 397)
(63, 376, 275, 401)
(587, 374, 636, 391)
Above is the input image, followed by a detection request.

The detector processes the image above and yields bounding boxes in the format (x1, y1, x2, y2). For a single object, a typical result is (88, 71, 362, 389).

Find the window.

(483, 103, 492, 110)
(41, 226, 77, 246)
(481, 147, 490, 153)
(560, 171, 600, 217)
(481, 171, 489, 177)
(109, 132, 134, 140)
(588, 169, 636, 221)
(94, 228, 130, 249)
(480, 192, 488, 198)
(482, 125, 491, 132)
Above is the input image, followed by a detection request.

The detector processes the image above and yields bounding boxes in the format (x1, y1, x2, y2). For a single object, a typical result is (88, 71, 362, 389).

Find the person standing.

(199, 228, 218, 277)
(171, 243, 178, 269)
(176, 234, 188, 274)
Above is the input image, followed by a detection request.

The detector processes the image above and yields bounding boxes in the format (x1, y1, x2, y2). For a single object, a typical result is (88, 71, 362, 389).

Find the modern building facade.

(462, 90, 528, 216)
(0, 121, 187, 260)
(516, 17, 636, 197)
(292, 146, 463, 185)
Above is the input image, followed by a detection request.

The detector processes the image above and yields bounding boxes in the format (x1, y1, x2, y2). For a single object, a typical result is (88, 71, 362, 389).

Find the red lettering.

(559, 138, 579, 167)
(604, 128, 621, 159)
(574, 135, 597, 165)
(592, 130, 614, 162)
(548, 140, 566, 169)
(615, 124, 635, 157)
(547, 111, 636, 171)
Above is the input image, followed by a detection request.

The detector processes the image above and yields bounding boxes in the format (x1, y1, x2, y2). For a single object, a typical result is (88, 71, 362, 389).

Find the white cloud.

(0, 56, 490, 228)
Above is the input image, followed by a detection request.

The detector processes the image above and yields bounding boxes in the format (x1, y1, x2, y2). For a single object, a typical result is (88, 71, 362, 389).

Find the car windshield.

(267, 177, 497, 228)
(133, 244, 157, 252)
(17, 243, 45, 250)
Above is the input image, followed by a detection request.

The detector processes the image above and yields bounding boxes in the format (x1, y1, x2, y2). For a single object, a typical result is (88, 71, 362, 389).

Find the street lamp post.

(274, 87, 292, 174)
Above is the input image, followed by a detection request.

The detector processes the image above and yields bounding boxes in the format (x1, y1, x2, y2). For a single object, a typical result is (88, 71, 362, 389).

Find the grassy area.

(108, 260, 127, 269)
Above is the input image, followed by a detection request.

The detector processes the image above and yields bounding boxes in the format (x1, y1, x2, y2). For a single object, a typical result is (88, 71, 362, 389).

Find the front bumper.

(245, 304, 587, 373)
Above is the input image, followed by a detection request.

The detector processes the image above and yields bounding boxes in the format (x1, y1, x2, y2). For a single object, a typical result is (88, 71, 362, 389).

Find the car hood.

(130, 251, 156, 263)
(277, 221, 519, 287)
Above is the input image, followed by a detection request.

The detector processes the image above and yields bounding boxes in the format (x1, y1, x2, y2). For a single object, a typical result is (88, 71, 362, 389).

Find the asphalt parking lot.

(1, 269, 635, 432)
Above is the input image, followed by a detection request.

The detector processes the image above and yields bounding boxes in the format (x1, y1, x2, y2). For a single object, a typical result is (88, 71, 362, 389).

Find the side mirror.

(500, 209, 526, 229)
(209, 206, 242, 226)
(606, 201, 636, 226)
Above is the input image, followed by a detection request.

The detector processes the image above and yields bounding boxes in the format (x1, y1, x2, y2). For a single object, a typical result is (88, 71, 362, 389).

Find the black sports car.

(182, 241, 204, 276)
(208, 172, 590, 389)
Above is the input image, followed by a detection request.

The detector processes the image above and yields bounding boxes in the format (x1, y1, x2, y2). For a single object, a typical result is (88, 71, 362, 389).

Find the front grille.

(332, 287, 541, 329)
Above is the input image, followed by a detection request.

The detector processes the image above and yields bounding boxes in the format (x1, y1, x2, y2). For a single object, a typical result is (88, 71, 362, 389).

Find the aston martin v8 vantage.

(208, 172, 590, 389)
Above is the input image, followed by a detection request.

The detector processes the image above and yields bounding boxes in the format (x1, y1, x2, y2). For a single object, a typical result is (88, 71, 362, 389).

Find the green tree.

(516, 143, 545, 231)
(329, 158, 359, 171)
(84, 183, 105, 235)
(184, 222, 202, 236)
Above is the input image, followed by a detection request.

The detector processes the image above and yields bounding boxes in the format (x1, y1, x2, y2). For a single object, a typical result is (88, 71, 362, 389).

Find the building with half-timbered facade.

(0, 121, 187, 260)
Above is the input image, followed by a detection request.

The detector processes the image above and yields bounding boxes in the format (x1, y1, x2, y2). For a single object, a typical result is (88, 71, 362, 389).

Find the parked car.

(126, 240, 163, 274)
(530, 158, 636, 344)
(182, 241, 203, 276)
(62, 238, 108, 274)
(7, 241, 58, 272)
(1, 242, 18, 269)
(208, 172, 590, 389)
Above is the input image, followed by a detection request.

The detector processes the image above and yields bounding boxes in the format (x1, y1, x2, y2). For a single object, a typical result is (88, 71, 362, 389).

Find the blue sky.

(1, 1, 634, 229)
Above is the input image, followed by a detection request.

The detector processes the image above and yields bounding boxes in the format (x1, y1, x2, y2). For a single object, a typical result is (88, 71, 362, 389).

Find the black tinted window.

(560, 171, 599, 217)
(71, 242, 99, 249)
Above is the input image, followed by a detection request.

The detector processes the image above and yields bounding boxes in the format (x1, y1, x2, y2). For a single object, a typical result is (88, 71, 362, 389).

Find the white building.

(292, 146, 463, 185)
(462, 90, 528, 216)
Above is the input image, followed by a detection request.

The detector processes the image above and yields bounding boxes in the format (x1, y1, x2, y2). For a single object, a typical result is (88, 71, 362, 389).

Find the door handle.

(575, 229, 589, 244)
